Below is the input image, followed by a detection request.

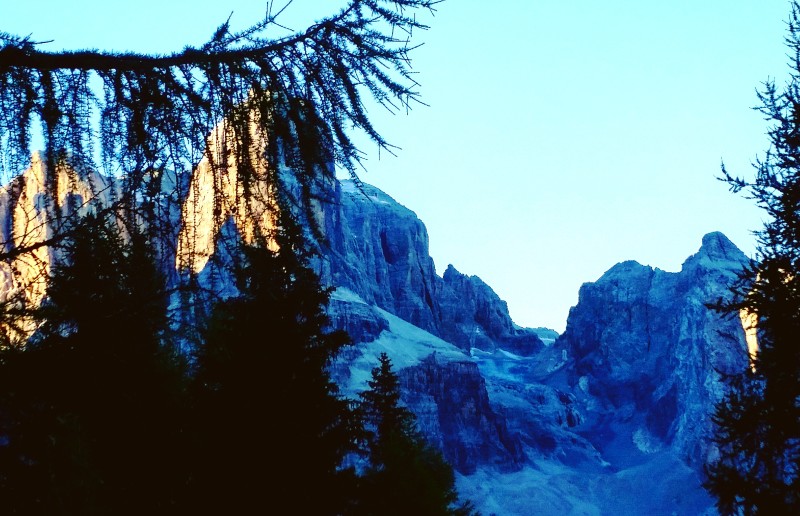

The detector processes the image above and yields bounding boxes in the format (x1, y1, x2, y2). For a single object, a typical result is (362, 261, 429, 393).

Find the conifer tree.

(357, 352, 476, 516)
(0, 213, 187, 514)
(705, 2, 800, 512)
(189, 209, 357, 514)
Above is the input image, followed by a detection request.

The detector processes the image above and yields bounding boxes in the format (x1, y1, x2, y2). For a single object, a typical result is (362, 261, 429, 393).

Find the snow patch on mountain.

(331, 287, 467, 393)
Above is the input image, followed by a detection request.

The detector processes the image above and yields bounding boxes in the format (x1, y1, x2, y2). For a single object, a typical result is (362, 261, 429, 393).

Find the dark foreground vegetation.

(0, 210, 475, 515)
(0, 1, 475, 513)
(705, 1, 800, 513)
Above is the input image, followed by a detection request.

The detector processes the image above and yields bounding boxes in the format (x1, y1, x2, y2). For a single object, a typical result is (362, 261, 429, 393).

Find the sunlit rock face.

(0, 154, 111, 340)
(176, 116, 277, 274)
(554, 231, 751, 465)
(740, 308, 758, 366)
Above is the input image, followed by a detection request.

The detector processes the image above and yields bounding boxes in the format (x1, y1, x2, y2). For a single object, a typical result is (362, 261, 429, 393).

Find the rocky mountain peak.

(555, 231, 750, 473)
(328, 181, 543, 354)
(700, 231, 741, 258)
(682, 231, 749, 272)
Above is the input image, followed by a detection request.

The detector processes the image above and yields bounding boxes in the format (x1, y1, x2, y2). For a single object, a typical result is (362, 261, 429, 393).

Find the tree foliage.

(0, 213, 186, 514)
(357, 352, 476, 516)
(705, 2, 800, 513)
(0, 0, 439, 297)
(0, 210, 477, 514)
(188, 210, 358, 514)
(0, 0, 438, 181)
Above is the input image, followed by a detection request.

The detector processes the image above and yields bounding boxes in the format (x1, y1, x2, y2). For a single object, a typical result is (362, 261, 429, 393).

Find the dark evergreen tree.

(0, 213, 187, 514)
(357, 352, 476, 516)
(705, 2, 800, 513)
(188, 210, 358, 514)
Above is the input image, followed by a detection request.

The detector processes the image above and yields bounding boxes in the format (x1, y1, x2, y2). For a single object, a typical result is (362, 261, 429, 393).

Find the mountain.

(0, 158, 750, 514)
(325, 181, 536, 473)
(323, 182, 751, 515)
(553, 232, 750, 466)
(325, 181, 543, 355)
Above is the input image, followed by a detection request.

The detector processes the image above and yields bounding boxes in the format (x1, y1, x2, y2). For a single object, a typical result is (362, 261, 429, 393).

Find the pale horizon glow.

(2, 1, 791, 333)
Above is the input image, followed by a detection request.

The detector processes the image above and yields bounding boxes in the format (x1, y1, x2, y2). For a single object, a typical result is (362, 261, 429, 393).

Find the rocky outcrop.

(554, 232, 751, 465)
(327, 290, 522, 474)
(328, 227, 749, 514)
(327, 180, 543, 353)
(327, 182, 442, 334)
(0, 155, 115, 340)
(0, 152, 751, 513)
(475, 352, 601, 468)
(0, 161, 531, 476)
(398, 354, 524, 473)
(457, 233, 751, 514)
(321, 183, 554, 475)
(438, 264, 543, 354)
(327, 296, 389, 344)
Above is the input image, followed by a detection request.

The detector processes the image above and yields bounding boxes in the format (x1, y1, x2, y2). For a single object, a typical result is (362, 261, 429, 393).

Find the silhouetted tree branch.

(706, 2, 800, 512)
(0, 0, 439, 329)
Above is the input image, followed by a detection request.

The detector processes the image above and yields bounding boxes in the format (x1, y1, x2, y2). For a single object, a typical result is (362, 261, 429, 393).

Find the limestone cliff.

(327, 180, 543, 354)
(438, 264, 543, 354)
(327, 287, 524, 474)
(553, 232, 751, 465)
(327, 182, 442, 334)
(0, 155, 112, 340)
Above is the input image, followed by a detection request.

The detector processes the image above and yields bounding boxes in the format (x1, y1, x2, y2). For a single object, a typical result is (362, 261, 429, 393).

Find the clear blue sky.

(2, 1, 792, 332)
